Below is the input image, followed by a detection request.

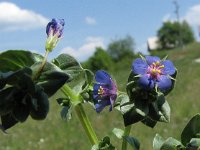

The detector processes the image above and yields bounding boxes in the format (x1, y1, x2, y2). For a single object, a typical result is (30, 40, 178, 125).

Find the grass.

(1, 42, 200, 150)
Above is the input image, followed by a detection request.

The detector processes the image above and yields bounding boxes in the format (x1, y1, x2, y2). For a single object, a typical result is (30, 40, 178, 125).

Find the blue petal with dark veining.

(145, 56, 160, 65)
(132, 58, 148, 75)
(95, 70, 111, 85)
(46, 18, 65, 38)
(157, 75, 172, 92)
(93, 84, 100, 99)
(95, 100, 110, 113)
(138, 74, 155, 89)
(161, 60, 176, 75)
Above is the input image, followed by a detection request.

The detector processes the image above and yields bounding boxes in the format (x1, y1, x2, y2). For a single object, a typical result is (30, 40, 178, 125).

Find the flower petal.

(95, 70, 112, 85)
(109, 95, 117, 111)
(93, 84, 100, 99)
(138, 74, 155, 89)
(161, 60, 176, 75)
(46, 18, 65, 38)
(132, 58, 148, 75)
(145, 56, 160, 65)
(110, 80, 117, 93)
(95, 100, 110, 113)
(157, 75, 172, 92)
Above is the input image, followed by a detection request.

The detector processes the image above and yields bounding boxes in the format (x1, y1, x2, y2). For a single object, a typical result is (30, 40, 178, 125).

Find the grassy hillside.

(0, 42, 200, 150)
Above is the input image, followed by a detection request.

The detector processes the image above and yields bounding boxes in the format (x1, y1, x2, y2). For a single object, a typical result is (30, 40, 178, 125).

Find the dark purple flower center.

(147, 61, 164, 79)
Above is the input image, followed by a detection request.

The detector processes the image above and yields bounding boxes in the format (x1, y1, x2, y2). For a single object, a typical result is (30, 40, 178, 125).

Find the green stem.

(121, 125, 132, 150)
(33, 50, 49, 80)
(75, 104, 99, 145)
(61, 84, 99, 145)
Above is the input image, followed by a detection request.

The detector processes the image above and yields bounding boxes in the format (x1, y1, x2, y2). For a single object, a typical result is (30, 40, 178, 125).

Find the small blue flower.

(45, 18, 65, 52)
(46, 18, 65, 38)
(93, 70, 117, 113)
(132, 56, 176, 93)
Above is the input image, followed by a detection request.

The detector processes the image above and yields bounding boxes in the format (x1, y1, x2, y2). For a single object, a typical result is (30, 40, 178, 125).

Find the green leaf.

(119, 93, 144, 126)
(181, 114, 200, 146)
(1, 113, 18, 131)
(84, 69, 94, 86)
(0, 71, 13, 89)
(52, 53, 83, 81)
(31, 62, 69, 97)
(141, 117, 157, 128)
(112, 128, 124, 139)
(29, 86, 49, 120)
(123, 108, 145, 126)
(12, 101, 30, 122)
(0, 87, 16, 116)
(56, 97, 70, 106)
(60, 106, 72, 121)
(157, 94, 170, 123)
(93, 136, 115, 150)
(134, 98, 149, 117)
(6, 67, 34, 92)
(123, 136, 140, 150)
(153, 134, 165, 150)
(148, 94, 170, 123)
(160, 137, 183, 150)
(187, 138, 200, 149)
(114, 93, 129, 111)
(0, 50, 43, 72)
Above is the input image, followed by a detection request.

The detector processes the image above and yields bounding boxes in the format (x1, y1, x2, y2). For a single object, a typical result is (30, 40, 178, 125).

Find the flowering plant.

(0, 18, 199, 150)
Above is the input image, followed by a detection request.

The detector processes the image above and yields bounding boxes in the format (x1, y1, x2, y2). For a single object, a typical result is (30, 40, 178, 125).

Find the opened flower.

(132, 56, 176, 93)
(45, 18, 65, 52)
(93, 70, 117, 113)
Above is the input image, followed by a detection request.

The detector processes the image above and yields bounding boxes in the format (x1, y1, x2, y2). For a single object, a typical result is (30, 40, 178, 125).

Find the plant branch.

(121, 125, 132, 150)
(33, 50, 49, 81)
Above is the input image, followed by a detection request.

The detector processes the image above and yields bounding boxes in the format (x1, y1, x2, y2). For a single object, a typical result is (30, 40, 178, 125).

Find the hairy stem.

(33, 50, 49, 80)
(61, 84, 99, 145)
(121, 125, 132, 150)
(75, 104, 99, 145)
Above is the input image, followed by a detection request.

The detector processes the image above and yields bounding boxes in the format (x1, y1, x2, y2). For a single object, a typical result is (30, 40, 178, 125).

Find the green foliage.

(160, 137, 183, 150)
(112, 128, 124, 139)
(181, 114, 200, 146)
(31, 61, 69, 97)
(153, 134, 165, 150)
(0, 50, 43, 72)
(153, 114, 200, 150)
(0, 50, 73, 130)
(157, 21, 195, 49)
(83, 47, 113, 72)
(123, 136, 140, 150)
(91, 136, 115, 150)
(52, 53, 83, 81)
(0, 67, 50, 129)
(107, 35, 135, 61)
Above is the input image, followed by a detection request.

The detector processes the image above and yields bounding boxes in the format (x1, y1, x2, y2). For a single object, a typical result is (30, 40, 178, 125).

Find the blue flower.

(93, 70, 117, 113)
(132, 56, 176, 93)
(46, 18, 65, 38)
(45, 18, 65, 52)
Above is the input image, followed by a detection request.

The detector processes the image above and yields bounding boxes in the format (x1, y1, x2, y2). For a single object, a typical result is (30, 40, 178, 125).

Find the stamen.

(159, 65, 165, 68)
(98, 86, 104, 95)
(157, 70, 161, 74)
(155, 61, 160, 65)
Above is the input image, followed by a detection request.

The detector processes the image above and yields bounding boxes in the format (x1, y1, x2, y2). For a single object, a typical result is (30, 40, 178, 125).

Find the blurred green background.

(1, 42, 200, 150)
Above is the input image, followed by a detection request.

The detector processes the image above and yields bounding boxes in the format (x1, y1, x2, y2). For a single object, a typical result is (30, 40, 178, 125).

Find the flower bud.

(45, 18, 65, 52)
